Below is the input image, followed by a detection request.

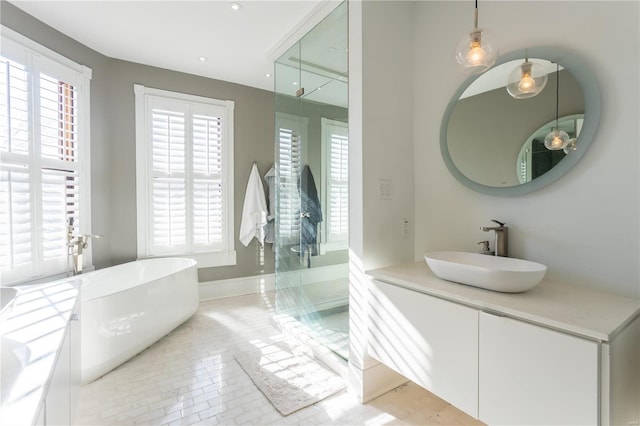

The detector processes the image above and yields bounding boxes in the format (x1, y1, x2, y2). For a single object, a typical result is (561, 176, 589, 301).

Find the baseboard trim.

(348, 359, 408, 404)
(199, 273, 275, 301)
(203, 263, 347, 303)
(362, 361, 409, 403)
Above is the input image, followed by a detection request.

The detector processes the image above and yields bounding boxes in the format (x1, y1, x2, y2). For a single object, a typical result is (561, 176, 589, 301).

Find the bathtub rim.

(81, 257, 197, 302)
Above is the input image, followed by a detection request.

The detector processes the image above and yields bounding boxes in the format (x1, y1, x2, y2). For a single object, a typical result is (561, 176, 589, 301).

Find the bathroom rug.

(234, 341, 345, 416)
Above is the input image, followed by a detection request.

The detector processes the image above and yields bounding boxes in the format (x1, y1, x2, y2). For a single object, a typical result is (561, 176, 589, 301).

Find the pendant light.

(544, 63, 570, 150)
(506, 54, 548, 99)
(563, 138, 577, 154)
(455, 0, 498, 74)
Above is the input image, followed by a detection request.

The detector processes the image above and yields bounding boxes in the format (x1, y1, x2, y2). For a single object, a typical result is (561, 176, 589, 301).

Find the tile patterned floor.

(76, 291, 483, 425)
(291, 309, 349, 361)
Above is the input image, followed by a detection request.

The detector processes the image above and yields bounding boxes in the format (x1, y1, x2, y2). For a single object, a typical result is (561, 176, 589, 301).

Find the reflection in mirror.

(517, 114, 584, 184)
(447, 62, 583, 187)
(440, 43, 606, 198)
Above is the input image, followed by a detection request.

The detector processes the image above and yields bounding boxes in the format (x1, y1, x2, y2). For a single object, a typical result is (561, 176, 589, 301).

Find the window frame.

(275, 112, 308, 246)
(1, 26, 93, 285)
(320, 117, 348, 252)
(134, 84, 236, 268)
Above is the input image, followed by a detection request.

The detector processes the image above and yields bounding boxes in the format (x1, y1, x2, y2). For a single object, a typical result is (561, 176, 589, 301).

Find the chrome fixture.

(67, 217, 103, 275)
(544, 63, 570, 150)
(480, 219, 508, 257)
(455, 0, 498, 74)
(477, 240, 494, 256)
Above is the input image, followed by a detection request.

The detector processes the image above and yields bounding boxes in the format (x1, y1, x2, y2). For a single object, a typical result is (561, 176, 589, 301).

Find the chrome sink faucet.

(480, 220, 508, 257)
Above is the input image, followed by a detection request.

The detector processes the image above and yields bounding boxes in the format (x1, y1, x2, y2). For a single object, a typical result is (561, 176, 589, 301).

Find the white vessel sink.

(424, 251, 547, 293)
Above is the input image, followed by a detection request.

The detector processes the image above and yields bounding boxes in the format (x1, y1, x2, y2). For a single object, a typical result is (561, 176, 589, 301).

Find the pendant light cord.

(555, 63, 560, 129)
(474, 0, 479, 28)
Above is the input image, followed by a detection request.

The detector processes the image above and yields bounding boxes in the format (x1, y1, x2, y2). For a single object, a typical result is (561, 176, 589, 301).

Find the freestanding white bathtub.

(80, 258, 198, 385)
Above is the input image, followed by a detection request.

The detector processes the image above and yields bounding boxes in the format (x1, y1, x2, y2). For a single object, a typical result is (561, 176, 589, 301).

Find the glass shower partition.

(274, 2, 349, 360)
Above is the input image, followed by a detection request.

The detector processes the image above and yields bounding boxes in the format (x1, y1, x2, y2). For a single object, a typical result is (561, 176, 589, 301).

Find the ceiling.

(7, 0, 337, 92)
(275, 0, 347, 107)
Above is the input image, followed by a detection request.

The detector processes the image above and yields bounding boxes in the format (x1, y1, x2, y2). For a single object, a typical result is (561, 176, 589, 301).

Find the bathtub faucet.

(67, 218, 103, 275)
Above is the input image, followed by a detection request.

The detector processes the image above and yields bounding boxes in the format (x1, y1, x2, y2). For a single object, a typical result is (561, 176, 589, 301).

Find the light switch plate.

(379, 178, 393, 200)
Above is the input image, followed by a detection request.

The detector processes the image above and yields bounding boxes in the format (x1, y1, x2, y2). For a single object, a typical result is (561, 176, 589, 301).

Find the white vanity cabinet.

(43, 300, 80, 425)
(369, 280, 479, 417)
(478, 312, 599, 425)
(44, 318, 72, 425)
(0, 280, 80, 426)
(367, 262, 640, 426)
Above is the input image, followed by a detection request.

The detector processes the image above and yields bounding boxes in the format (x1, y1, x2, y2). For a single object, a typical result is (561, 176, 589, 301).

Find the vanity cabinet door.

(478, 311, 599, 425)
(45, 325, 71, 425)
(69, 302, 81, 422)
(369, 280, 479, 417)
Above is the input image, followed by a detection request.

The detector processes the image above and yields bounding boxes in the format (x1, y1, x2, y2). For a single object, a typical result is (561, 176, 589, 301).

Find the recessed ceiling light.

(292, 82, 298, 86)
(231, 3, 242, 11)
(265, 73, 272, 78)
(199, 56, 207, 61)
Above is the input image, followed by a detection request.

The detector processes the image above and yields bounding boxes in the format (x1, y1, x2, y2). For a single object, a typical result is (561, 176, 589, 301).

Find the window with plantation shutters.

(276, 114, 307, 245)
(321, 118, 348, 250)
(134, 85, 235, 267)
(1, 28, 92, 284)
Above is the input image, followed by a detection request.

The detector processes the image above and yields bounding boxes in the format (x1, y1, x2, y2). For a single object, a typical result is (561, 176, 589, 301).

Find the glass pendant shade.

(506, 60, 548, 99)
(563, 138, 577, 154)
(455, 28, 498, 74)
(544, 128, 570, 150)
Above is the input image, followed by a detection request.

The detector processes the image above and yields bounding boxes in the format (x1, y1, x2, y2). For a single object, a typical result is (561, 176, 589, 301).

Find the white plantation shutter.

(192, 114, 224, 248)
(151, 108, 186, 252)
(321, 118, 348, 248)
(278, 127, 301, 241)
(276, 114, 307, 245)
(0, 165, 31, 269)
(1, 29, 91, 284)
(40, 74, 81, 265)
(328, 130, 348, 239)
(0, 59, 28, 154)
(135, 85, 235, 264)
(1, 58, 31, 271)
(41, 169, 80, 261)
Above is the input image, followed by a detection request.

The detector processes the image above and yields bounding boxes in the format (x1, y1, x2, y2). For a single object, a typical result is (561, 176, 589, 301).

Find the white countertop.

(0, 278, 80, 426)
(367, 262, 640, 342)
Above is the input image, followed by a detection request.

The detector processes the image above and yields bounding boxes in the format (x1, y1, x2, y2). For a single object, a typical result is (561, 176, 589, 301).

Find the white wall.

(362, 1, 415, 271)
(348, 0, 416, 402)
(414, 1, 640, 298)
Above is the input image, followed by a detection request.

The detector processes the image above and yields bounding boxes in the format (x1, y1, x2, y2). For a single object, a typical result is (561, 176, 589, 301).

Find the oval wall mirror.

(440, 47, 600, 196)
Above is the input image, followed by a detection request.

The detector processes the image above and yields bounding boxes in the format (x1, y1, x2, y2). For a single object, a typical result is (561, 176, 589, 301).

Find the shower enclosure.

(273, 2, 349, 360)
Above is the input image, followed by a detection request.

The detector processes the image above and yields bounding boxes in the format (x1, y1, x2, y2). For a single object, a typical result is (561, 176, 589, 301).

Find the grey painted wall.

(104, 60, 275, 281)
(2, 2, 276, 281)
(2, 1, 113, 270)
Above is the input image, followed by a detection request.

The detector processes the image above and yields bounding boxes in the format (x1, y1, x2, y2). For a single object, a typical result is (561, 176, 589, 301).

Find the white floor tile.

(76, 291, 482, 425)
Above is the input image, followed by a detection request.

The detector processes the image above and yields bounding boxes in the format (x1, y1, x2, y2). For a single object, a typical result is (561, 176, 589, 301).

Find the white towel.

(239, 163, 268, 247)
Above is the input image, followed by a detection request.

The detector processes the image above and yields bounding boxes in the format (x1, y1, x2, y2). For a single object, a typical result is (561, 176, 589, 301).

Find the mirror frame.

(440, 46, 600, 196)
